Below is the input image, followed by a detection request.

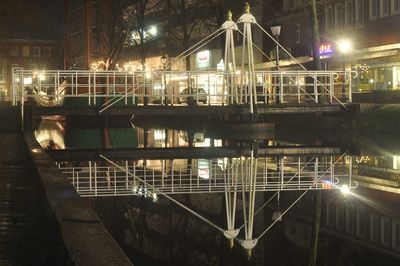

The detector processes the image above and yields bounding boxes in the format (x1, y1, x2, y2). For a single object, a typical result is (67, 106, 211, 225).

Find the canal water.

(34, 117, 400, 266)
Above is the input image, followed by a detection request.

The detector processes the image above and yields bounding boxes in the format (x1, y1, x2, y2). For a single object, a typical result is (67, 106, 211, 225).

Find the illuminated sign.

(197, 50, 210, 64)
(319, 44, 333, 56)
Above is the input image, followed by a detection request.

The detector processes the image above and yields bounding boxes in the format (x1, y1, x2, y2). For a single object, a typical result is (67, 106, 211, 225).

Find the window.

(380, 0, 389, 17)
(370, 0, 378, 19)
(10, 47, 19, 56)
(327, 201, 335, 227)
(335, 3, 344, 30)
(370, 215, 379, 242)
(381, 218, 390, 246)
(22, 46, 30, 57)
(336, 203, 345, 229)
(345, 1, 353, 26)
(355, 0, 365, 26)
(295, 23, 301, 44)
(357, 210, 366, 237)
(346, 205, 355, 234)
(393, 221, 400, 249)
(43, 47, 52, 57)
(391, 0, 400, 14)
(32, 47, 40, 57)
(326, 5, 335, 30)
(0, 66, 4, 81)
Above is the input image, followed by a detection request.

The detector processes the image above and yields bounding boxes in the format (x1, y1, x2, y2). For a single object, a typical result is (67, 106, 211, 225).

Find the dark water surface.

(35, 117, 400, 266)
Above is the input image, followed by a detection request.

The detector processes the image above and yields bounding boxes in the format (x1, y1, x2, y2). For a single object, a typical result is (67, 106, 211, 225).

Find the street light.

(161, 55, 167, 105)
(338, 39, 352, 100)
(271, 23, 281, 104)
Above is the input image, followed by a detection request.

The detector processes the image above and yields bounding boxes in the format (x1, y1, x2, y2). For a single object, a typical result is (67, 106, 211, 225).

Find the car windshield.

(182, 88, 205, 94)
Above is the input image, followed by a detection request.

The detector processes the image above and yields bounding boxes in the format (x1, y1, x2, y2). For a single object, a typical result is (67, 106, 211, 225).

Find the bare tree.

(163, 0, 213, 71)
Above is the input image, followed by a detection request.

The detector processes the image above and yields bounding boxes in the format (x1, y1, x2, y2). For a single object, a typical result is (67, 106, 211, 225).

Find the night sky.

(0, 0, 64, 40)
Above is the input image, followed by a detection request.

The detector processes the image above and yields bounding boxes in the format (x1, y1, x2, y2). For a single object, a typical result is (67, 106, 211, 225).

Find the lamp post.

(338, 39, 352, 100)
(161, 55, 167, 106)
(270, 24, 281, 104)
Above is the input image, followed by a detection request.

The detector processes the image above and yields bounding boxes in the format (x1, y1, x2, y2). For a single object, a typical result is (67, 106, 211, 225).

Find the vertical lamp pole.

(338, 39, 352, 101)
(271, 24, 281, 104)
(161, 55, 167, 106)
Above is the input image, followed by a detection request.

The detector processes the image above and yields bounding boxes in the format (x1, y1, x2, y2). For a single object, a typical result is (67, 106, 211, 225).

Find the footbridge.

(11, 5, 357, 118)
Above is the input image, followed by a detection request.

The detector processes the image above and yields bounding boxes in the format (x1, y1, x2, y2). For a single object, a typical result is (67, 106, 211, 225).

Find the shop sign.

(197, 50, 210, 64)
(319, 44, 333, 56)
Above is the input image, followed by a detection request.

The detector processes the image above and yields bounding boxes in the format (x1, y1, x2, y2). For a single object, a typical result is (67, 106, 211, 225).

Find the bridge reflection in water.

(58, 155, 354, 197)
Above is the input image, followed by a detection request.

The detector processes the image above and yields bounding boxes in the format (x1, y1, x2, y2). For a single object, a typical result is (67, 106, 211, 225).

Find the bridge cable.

(236, 29, 318, 103)
(254, 22, 348, 109)
(99, 155, 235, 239)
(256, 153, 347, 241)
(236, 156, 316, 231)
(99, 29, 226, 113)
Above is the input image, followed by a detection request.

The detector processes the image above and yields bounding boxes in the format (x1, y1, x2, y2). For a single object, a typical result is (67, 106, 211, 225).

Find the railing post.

(279, 71, 283, 103)
(314, 73, 318, 104)
(93, 71, 96, 105)
(330, 73, 333, 103)
(297, 72, 301, 103)
(349, 156, 353, 187)
(89, 161, 92, 191)
(348, 70, 352, 103)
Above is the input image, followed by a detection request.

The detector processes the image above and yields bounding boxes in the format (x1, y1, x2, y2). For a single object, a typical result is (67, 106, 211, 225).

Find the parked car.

(177, 88, 208, 104)
(237, 85, 269, 103)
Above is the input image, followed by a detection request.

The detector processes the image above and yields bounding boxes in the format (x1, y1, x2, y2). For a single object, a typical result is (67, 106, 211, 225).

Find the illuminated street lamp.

(338, 39, 352, 100)
(340, 184, 350, 195)
(270, 23, 281, 104)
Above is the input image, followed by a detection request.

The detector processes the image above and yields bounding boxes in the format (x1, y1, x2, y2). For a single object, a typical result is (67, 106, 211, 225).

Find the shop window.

(380, 0, 389, 17)
(0, 66, 4, 81)
(33, 47, 40, 57)
(336, 202, 345, 230)
(393, 221, 400, 249)
(381, 218, 390, 246)
(346, 205, 355, 234)
(369, 0, 378, 19)
(392, 0, 400, 14)
(370, 215, 379, 242)
(10, 47, 19, 56)
(327, 201, 335, 227)
(22, 46, 30, 57)
(357, 209, 366, 237)
(355, 0, 364, 27)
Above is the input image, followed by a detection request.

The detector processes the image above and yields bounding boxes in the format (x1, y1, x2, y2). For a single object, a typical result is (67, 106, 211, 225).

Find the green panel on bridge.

(65, 129, 103, 149)
(109, 128, 138, 148)
(63, 96, 137, 107)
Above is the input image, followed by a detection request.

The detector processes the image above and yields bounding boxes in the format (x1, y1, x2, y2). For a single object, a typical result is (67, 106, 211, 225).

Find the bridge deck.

(47, 146, 345, 161)
(32, 103, 357, 117)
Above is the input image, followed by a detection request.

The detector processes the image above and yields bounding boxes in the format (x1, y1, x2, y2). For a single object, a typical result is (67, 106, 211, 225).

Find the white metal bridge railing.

(58, 156, 355, 197)
(12, 68, 354, 108)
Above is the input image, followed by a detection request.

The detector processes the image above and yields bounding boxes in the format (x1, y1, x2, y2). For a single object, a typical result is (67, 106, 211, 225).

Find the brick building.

(0, 39, 62, 99)
(262, 0, 400, 91)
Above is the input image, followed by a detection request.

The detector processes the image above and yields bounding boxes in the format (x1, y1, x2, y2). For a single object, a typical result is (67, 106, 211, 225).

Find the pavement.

(0, 133, 72, 265)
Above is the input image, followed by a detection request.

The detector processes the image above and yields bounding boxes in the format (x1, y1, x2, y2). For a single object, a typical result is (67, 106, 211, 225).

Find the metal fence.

(11, 68, 355, 107)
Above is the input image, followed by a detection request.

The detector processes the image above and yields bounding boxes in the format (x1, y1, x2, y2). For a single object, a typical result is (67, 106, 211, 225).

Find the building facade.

(262, 0, 400, 91)
(0, 39, 61, 99)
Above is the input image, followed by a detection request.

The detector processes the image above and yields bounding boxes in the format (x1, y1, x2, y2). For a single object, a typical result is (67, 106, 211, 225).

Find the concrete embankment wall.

(24, 133, 133, 265)
(0, 106, 21, 132)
